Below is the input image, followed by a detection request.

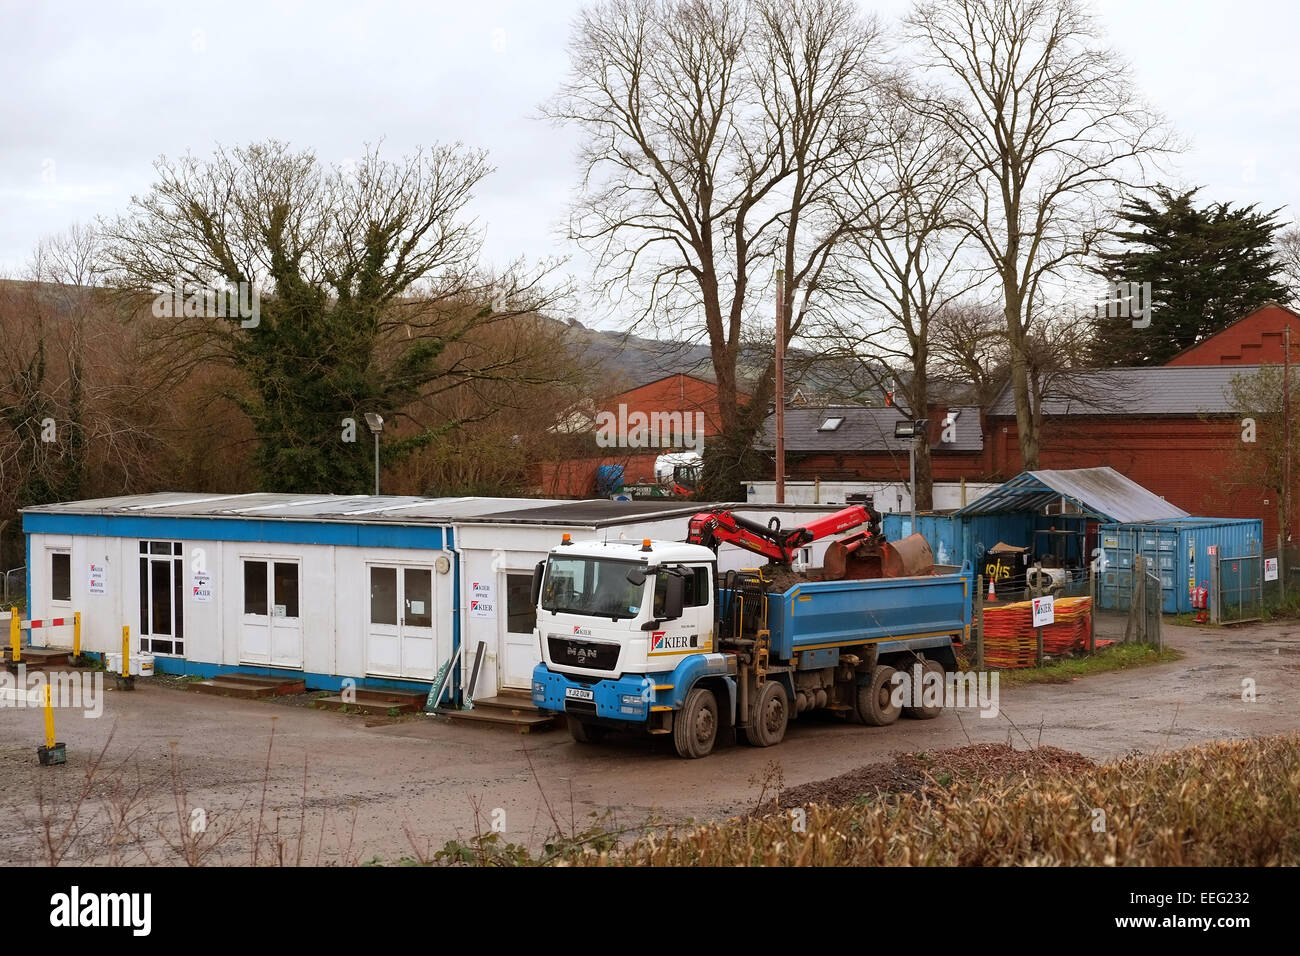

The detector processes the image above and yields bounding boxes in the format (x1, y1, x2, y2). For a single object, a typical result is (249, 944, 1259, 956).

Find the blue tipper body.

(767, 564, 973, 659)
(533, 563, 973, 724)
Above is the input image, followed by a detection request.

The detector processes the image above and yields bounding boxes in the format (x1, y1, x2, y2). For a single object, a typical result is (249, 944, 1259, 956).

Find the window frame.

(49, 550, 72, 605)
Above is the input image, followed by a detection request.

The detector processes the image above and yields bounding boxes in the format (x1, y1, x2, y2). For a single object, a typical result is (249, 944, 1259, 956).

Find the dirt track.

(2, 616, 1298, 864)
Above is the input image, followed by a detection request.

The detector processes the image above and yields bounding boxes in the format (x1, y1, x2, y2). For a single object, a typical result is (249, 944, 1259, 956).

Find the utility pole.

(1284, 325, 1292, 585)
(364, 413, 384, 496)
(909, 432, 917, 529)
(775, 268, 785, 505)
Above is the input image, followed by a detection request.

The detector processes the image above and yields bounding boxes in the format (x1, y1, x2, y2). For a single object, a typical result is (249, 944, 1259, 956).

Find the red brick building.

(1165, 303, 1300, 366)
(537, 373, 741, 497)
(982, 366, 1281, 536)
(760, 305, 1299, 542)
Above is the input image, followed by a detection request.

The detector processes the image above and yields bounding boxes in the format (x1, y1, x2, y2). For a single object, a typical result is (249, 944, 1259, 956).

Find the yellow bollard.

(37, 681, 66, 765)
(9, 605, 18, 665)
(43, 684, 55, 749)
(73, 611, 81, 659)
(116, 624, 136, 691)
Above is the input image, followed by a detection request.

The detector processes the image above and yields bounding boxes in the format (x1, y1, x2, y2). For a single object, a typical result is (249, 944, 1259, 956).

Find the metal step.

(314, 688, 427, 715)
(187, 673, 306, 698)
(3, 647, 72, 668)
(437, 702, 558, 733)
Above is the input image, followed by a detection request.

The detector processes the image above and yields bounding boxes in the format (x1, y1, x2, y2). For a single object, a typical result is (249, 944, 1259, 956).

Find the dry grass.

(541, 735, 1300, 867)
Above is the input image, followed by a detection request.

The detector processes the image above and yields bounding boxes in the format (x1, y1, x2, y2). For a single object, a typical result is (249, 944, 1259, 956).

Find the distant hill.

(549, 314, 894, 404)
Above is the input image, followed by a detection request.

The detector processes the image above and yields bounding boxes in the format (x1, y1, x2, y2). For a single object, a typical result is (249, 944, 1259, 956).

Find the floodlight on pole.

(894, 418, 928, 527)
(364, 413, 384, 495)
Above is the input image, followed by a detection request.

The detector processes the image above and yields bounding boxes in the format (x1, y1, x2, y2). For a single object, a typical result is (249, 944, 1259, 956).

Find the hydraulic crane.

(685, 503, 875, 566)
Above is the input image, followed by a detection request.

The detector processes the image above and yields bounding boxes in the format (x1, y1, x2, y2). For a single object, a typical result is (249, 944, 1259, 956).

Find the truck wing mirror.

(626, 567, 647, 586)
(531, 561, 545, 607)
(663, 572, 685, 621)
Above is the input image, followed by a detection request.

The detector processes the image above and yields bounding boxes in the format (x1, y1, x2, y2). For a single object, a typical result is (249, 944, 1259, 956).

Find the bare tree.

(1220, 365, 1300, 547)
(930, 298, 1124, 460)
(548, 0, 884, 495)
(99, 140, 571, 493)
(904, 0, 1174, 468)
(1277, 225, 1300, 305)
(0, 226, 170, 562)
(815, 82, 977, 508)
(928, 299, 1009, 406)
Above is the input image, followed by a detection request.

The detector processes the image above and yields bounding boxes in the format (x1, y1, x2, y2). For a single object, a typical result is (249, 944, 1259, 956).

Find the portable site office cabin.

(22, 492, 846, 703)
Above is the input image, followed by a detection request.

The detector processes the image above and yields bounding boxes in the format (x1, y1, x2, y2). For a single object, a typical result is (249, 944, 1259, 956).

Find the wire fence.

(1215, 552, 1262, 623)
(1, 566, 25, 606)
(1261, 544, 1300, 613)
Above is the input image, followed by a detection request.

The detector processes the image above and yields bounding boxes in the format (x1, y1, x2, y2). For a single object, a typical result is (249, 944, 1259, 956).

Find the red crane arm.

(686, 504, 870, 565)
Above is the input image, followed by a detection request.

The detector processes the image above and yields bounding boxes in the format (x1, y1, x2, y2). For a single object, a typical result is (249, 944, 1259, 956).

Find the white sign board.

(88, 562, 107, 595)
(192, 570, 213, 603)
(470, 579, 496, 619)
(1032, 594, 1055, 628)
(1265, 557, 1279, 582)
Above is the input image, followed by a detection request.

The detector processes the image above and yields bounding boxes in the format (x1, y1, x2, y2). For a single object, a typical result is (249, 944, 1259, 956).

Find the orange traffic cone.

(987, 576, 996, 601)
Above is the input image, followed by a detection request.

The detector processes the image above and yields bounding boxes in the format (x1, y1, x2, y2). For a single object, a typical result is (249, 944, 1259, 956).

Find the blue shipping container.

(883, 511, 1087, 573)
(1097, 517, 1263, 614)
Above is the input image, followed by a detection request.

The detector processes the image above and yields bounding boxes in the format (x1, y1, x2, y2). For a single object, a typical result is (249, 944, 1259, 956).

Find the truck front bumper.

(531, 666, 656, 723)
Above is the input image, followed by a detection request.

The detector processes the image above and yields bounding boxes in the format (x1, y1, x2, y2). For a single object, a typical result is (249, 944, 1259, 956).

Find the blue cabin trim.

(23, 512, 448, 552)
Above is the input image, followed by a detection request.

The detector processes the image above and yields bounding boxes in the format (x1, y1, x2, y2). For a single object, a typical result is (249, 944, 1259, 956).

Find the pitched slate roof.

(986, 366, 1260, 417)
(756, 405, 983, 453)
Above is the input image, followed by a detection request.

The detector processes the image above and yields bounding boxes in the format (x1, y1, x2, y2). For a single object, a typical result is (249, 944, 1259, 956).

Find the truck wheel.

(903, 659, 946, 720)
(745, 681, 789, 748)
(566, 716, 607, 744)
(856, 665, 901, 727)
(673, 687, 718, 758)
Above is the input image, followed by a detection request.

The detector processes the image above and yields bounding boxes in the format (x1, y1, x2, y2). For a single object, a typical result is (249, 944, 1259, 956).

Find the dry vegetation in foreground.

(434, 735, 1300, 867)
(11, 727, 1300, 866)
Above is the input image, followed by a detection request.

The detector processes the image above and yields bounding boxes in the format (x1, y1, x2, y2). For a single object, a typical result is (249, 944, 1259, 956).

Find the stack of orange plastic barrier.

(981, 596, 1094, 668)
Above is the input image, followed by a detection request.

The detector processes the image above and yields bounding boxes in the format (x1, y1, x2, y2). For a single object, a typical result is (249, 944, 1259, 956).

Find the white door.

(240, 559, 303, 668)
(649, 564, 714, 658)
(499, 571, 539, 689)
(367, 564, 436, 679)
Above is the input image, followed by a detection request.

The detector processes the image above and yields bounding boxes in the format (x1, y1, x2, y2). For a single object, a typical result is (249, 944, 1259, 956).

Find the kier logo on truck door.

(650, 631, 698, 653)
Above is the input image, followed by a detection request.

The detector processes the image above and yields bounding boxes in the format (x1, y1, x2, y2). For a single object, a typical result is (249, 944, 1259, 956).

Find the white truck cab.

(532, 537, 717, 681)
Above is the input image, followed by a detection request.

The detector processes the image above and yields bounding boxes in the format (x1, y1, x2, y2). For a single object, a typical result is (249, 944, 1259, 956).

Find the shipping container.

(1097, 518, 1264, 614)
(883, 511, 1088, 581)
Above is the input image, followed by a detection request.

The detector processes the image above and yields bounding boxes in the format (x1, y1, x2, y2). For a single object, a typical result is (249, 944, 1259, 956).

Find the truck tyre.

(745, 681, 789, 748)
(902, 658, 946, 720)
(857, 665, 901, 727)
(673, 687, 718, 758)
(566, 715, 607, 744)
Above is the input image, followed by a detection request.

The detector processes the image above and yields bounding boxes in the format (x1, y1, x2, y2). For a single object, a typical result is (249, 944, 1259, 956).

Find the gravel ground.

(776, 743, 1096, 809)
(2, 615, 1298, 864)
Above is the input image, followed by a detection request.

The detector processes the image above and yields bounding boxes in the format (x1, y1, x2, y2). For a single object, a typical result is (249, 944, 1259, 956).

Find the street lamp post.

(364, 413, 384, 496)
(894, 418, 929, 530)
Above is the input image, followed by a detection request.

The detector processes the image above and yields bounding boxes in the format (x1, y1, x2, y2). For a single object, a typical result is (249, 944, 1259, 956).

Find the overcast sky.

(2, 0, 1298, 327)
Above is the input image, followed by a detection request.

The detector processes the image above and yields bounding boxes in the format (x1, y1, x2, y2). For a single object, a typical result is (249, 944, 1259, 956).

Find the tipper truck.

(530, 506, 974, 758)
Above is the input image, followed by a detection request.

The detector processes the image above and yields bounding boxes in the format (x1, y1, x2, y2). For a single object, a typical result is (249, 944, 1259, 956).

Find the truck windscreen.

(541, 556, 646, 620)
